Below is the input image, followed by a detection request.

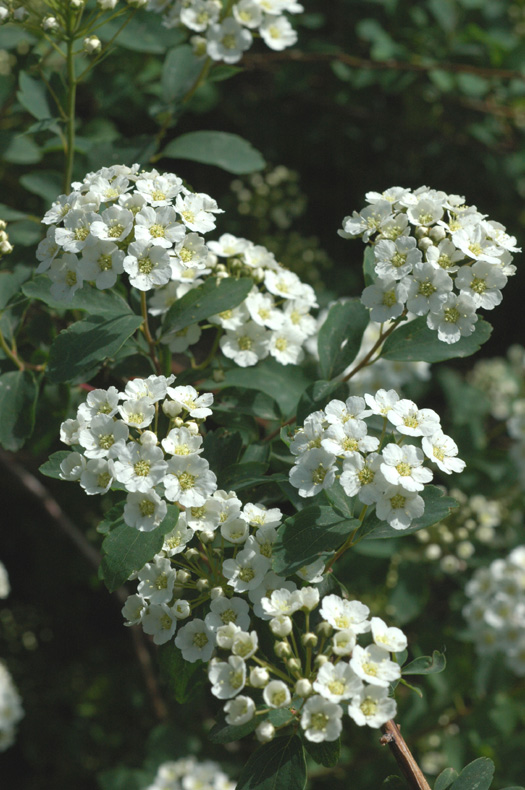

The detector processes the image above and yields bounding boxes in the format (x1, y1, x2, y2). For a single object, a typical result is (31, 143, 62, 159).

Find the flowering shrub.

(144, 757, 236, 790)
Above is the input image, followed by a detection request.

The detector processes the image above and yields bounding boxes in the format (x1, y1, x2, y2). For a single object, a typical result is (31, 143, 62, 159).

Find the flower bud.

(196, 578, 209, 592)
(186, 421, 199, 435)
(270, 615, 292, 637)
(84, 35, 102, 54)
(173, 417, 184, 428)
(184, 548, 199, 560)
(274, 640, 291, 658)
(42, 16, 59, 30)
(415, 226, 429, 239)
(97, 0, 118, 8)
(140, 430, 157, 446)
(199, 530, 215, 544)
(190, 35, 207, 57)
(176, 570, 191, 584)
(287, 657, 301, 673)
(250, 667, 269, 688)
(301, 632, 318, 648)
(314, 654, 329, 668)
(295, 678, 312, 697)
(429, 225, 446, 243)
(210, 586, 225, 600)
(418, 237, 433, 253)
(173, 599, 190, 619)
(162, 400, 182, 418)
(316, 621, 333, 638)
(256, 721, 275, 743)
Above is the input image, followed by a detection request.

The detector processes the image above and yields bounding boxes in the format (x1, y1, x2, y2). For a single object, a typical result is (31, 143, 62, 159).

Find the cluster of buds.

(340, 186, 519, 344)
(0, 220, 13, 259)
(288, 389, 465, 531)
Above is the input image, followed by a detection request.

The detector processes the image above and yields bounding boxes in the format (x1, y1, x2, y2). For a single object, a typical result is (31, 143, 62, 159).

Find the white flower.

(222, 548, 271, 592)
(166, 385, 214, 418)
(268, 325, 305, 364)
(59, 452, 86, 481)
(325, 396, 367, 425)
(224, 695, 255, 726)
(175, 193, 222, 232)
(78, 414, 129, 459)
(289, 411, 326, 456)
(175, 619, 215, 662)
(332, 628, 357, 656)
(348, 685, 397, 728)
(54, 209, 99, 253)
(135, 173, 183, 206)
(350, 644, 401, 687)
(245, 292, 283, 329)
(79, 458, 115, 495)
(263, 680, 291, 708)
(220, 322, 270, 367)
(406, 198, 443, 227)
(162, 518, 194, 555)
(289, 448, 337, 497)
(233, 0, 263, 28)
(209, 656, 246, 699)
(162, 427, 203, 457)
(340, 452, 385, 504)
(118, 398, 156, 429)
(313, 661, 363, 702)
(421, 430, 466, 474)
(259, 15, 297, 51)
(248, 572, 296, 619)
(113, 443, 167, 493)
(374, 484, 425, 530)
(380, 443, 433, 492)
(123, 490, 168, 531)
(426, 292, 478, 344)
(174, 232, 210, 269)
(164, 455, 217, 506)
(207, 233, 251, 257)
(77, 386, 120, 422)
(338, 201, 393, 242)
(363, 389, 400, 417)
(141, 603, 178, 645)
(319, 595, 370, 633)
(361, 277, 408, 323)
(455, 260, 507, 310)
(300, 695, 343, 742)
(90, 205, 134, 242)
(321, 420, 379, 458)
(221, 518, 249, 544)
(264, 268, 309, 300)
(374, 236, 422, 280)
(426, 239, 464, 273)
(48, 254, 83, 300)
(137, 557, 176, 605)
(134, 205, 186, 248)
(121, 594, 147, 626)
(370, 617, 407, 652)
(180, 0, 221, 31)
(123, 241, 172, 290)
(205, 596, 251, 631)
(261, 588, 302, 618)
(0, 562, 10, 600)
(241, 503, 282, 529)
(405, 262, 452, 315)
(387, 399, 441, 437)
(206, 17, 253, 64)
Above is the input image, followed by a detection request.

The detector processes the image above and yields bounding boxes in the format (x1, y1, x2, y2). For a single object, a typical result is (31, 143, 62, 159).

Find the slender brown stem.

(380, 719, 431, 790)
(263, 414, 296, 443)
(341, 316, 403, 384)
(141, 292, 162, 375)
(0, 450, 168, 721)
(243, 50, 525, 83)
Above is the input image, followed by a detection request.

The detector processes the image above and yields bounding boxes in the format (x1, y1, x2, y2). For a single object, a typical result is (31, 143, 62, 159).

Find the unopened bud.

(301, 632, 318, 648)
(42, 16, 59, 30)
(316, 621, 333, 638)
(184, 548, 199, 559)
(274, 640, 291, 658)
(176, 570, 191, 584)
(418, 237, 433, 253)
(256, 721, 275, 743)
(210, 586, 225, 600)
(199, 530, 215, 544)
(186, 421, 199, 435)
(287, 657, 301, 673)
(295, 678, 312, 697)
(250, 667, 269, 688)
(196, 578, 209, 592)
(314, 654, 329, 668)
(162, 400, 182, 418)
(270, 615, 292, 637)
(429, 225, 446, 243)
(415, 226, 429, 239)
(84, 35, 101, 54)
(190, 35, 207, 57)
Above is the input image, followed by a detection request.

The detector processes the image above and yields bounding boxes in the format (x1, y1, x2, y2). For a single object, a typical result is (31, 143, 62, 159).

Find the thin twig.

(243, 50, 525, 82)
(380, 719, 431, 790)
(0, 450, 168, 721)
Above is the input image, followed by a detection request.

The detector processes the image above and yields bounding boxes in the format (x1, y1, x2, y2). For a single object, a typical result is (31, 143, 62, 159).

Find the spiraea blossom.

(147, 0, 303, 63)
(0, 662, 24, 752)
(144, 756, 236, 790)
(39, 167, 316, 368)
(339, 187, 519, 344)
(463, 546, 525, 675)
(288, 389, 465, 531)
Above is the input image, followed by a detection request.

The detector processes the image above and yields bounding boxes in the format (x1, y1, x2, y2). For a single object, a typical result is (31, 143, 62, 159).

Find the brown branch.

(243, 50, 525, 82)
(0, 449, 168, 721)
(380, 719, 431, 790)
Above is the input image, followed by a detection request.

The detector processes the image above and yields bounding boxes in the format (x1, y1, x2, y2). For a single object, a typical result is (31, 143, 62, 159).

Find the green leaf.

(213, 388, 280, 420)
(20, 170, 63, 202)
(204, 357, 312, 418)
(220, 462, 270, 491)
(209, 64, 244, 82)
(100, 506, 178, 592)
(382, 778, 406, 789)
(304, 737, 340, 767)
(0, 203, 28, 221)
(202, 429, 243, 483)
(157, 642, 204, 704)
(2, 134, 42, 165)
(322, 480, 355, 519)
(161, 131, 265, 174)
(363, 246, 377, 286)
(402, 650, 446, 675)
(317, 299, 369, 379)
(0, 370, 38, 451)
(17, 72, 52, 121)
(161, 45, 204, 103)
(273, 506, 360, 575)
(359, 486, 458, 540)
(99, 15, 185, 53)
(39, 451, 71, 480)
(296, 379, 348, 425)
(208, 711, 260, 743)
(47, 313, 144, 383)
(236, 735, 307, 790)
(449, 758, 494, 790)
(0, 266, 32, 310)
(381, 316, 492, 362)
(22, 276, 133, 317)
(162, 277, 253, 335)
(435, 768, 459, 790)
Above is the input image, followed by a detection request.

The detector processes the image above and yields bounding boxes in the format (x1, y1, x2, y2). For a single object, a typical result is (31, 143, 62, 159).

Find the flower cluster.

(468, 345, 524, 421)
(146, 0, 302, 63)
(339, 186, 519, 344)
(0, 662, 24, 752)
(59, 374, 220, 532)
(0, 560, 9, 599)
(144, 756, 235, 790)
(37, 164, 223, 300)
(463, 546, 525, 675)
(0, 219, 13, 259)
(288, 389, 465, 530)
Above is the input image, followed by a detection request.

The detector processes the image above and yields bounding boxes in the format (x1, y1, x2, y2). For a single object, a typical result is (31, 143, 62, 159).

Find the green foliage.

(236, 735, 307, 790)
(0, 370, 38, 451)
(157, 642, 204, 704)
(448, 758, 494, 790)
(161, 45, 204, 104)
(317, 299, 369, 380)
(161, 131, 265, 174)
(359, 486, 458, 540)
(303, 736, 341, 768)
(381, 317, 493, 363)
(435, 768, 459, 790)
(38, 450, 71, 480)
(99, 506, 178, 592)
(47, 314, 144, 383)
(162, 277, 253, 335)
(296, 379, 348, 424)
(402, 650, 447, 675)
(273, 506, 360, 574)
